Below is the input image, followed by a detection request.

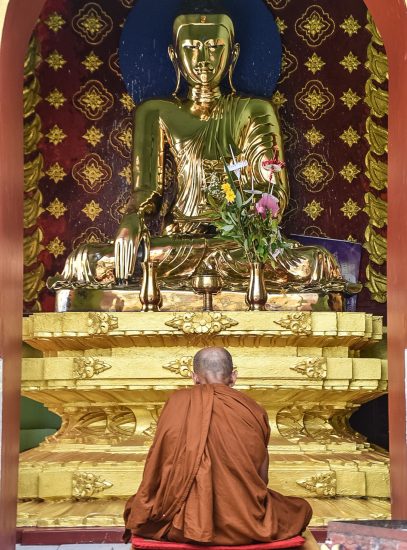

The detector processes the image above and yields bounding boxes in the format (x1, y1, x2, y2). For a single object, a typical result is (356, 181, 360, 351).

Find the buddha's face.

(172, 17, 235, 88)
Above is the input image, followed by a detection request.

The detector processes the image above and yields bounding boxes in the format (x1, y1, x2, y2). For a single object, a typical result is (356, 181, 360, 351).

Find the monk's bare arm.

(260, 450, 269, 485)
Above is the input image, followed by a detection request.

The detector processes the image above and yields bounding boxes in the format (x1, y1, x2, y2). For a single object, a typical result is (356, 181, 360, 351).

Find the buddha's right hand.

(114, 213, 141, 285)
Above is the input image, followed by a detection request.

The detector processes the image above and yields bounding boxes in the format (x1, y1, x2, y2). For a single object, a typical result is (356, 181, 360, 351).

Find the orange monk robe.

(124, 384, 312, 545)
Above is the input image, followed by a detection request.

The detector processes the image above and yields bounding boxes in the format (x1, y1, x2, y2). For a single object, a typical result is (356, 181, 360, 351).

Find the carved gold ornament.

(109, 118, 132, 159)
(340, 127, 360, 148)
(340, 52, 361, 73)
(72, 153, 112, 194)
(72, 472, 113, 499)
(73, 80, 114, 121)
(83, 125, 104, 147)
(23, 36, 44, 311)
(366, 43, 388, 84)
(45, 89, 66, 109)
(279, 46, 298, 84)
(46, 198, 67, 219)
(340, 15, 361, 37)
(276, 406, 306, 440)
(120, 93, 136, 113)
(163, 357, 193, 378)
(365, 152, 387, 191)
(45, 50, 66, 71)
(295, 80, 335, 120)
(82, 51, 103, 73)
(304, 53, 325, 75)
(295, 154, 334, 193)
(275, 313, 312, 335)
(363, 192, 387, 228)
(347, 235, 357, 243)
(291, 358, 327, 381)
(46, 125, 67, 146)
(82, 200, 103, 221)
(297, 471, 336, 497)
(340, 89, 361, 110)
(165, 312, 238, 335)
(295, 5, 335, 47)
(46, 237, 66, 258)
(340, 199, 361, 220)
(364, 225, 387, 266)
(119, 165, 132, 185)
(45, 12, 66, 33)
(304, 126, 324, 147)
(73, 357, 112, 380)
(366, 116, 388, 156)
(303, 200, 324, 221)
(271, 91, 287, 109)
(72, 2, 113, 45)
(366, 265, 387, 303)
(364, 16, 388, 304)
(339, 162, 360, 183)
(275, 18, 287, 34)
(88, 313, 118, 335)
(46, 162, 67, 183)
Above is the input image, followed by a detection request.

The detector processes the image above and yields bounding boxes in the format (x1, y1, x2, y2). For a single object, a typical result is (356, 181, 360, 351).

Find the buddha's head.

(169, 1, 240, 90)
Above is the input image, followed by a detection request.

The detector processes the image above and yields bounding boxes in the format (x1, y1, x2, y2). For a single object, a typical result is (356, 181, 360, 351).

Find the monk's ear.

(192, 372, 200, 385)
(230, 369, 238, 387)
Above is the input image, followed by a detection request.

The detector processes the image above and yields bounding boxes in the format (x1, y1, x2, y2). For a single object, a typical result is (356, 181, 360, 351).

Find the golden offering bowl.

(191, 272, 223, 311)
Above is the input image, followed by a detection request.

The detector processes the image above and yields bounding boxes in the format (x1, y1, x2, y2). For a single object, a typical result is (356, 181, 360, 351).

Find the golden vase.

(246, 262, 268, 311)
(139, 261, 161, 312)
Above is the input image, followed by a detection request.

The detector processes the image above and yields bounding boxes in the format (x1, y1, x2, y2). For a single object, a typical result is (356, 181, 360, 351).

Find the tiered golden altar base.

(19, 310, 390, 527)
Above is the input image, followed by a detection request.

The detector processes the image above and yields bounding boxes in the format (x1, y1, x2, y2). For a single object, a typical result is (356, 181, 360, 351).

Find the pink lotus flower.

(255, 193, 279, 219)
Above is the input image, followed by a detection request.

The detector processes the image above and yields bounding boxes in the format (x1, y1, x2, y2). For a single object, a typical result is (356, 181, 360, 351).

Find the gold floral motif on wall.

(109, 50, 122, 78)
(304, 53, 325, 75)
(73, 80, 114, 121)
(72, 153, 112, 194)
(295, 80, 335, 120)
(109, 118, 132, 159)
(266, 0, 291, 10)
(82, 51, 103, 73)
(295, 154, 334, 193)
(110, 191, 132, 223)
(45, 12, 65, 33)
(340, 15, 361, 37)
(279, 46, 298, 83)
(295, 5, 335, 47)
(45, 50, 66, 71)
(72, 2, 113, 45)
(73, 227, 110, 249)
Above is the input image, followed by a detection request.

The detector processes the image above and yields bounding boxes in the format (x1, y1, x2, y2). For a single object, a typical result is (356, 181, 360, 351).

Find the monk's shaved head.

(192, 347, 237, 386)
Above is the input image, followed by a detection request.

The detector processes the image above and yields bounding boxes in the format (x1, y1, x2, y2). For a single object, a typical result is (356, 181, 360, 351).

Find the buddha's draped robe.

(124, 385, 312, 544)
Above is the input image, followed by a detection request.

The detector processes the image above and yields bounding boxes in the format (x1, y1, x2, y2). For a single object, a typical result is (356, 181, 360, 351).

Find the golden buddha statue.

(49, 4, 349, 295)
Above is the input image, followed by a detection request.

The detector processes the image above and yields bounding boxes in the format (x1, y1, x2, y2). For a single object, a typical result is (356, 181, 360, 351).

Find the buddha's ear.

(228, 43, 240, 94)
(231, 42, 240, 67)
(168, 45, 181, 97)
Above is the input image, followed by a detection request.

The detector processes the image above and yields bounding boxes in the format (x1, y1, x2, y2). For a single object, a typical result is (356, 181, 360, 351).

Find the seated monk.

(124, 347, 319, 549)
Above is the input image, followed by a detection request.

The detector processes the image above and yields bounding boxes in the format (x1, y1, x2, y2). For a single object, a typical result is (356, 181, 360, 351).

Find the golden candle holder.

(191, 271, 223, 311)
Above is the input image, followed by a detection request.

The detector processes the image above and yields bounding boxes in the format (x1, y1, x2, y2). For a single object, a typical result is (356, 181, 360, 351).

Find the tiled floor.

(16, 545, 129, 549)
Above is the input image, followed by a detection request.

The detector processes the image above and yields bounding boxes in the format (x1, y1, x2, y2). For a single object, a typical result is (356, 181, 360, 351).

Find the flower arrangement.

(207, 146, 287, 265)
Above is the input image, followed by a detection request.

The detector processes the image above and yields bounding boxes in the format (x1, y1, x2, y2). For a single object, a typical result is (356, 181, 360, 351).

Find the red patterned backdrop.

(23, 0, 388, 316)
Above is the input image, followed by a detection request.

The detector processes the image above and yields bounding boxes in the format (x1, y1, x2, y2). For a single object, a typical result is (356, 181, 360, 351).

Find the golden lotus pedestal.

(18, 310, 390, 528)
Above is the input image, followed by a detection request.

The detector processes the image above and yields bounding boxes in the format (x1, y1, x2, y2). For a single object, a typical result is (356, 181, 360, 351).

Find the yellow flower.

(221, 182, 236, 203)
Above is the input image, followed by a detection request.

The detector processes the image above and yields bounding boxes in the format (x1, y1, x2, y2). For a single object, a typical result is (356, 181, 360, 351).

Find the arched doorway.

(0, 0, 406, 548)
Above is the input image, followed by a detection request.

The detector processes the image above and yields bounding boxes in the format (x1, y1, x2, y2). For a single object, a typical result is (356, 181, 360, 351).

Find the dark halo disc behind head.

(119, 0, 282, 103)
